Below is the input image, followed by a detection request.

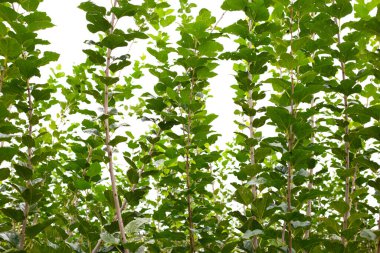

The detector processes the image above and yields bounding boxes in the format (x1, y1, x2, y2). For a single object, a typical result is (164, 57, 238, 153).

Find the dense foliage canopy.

(0, 0, 379, 252)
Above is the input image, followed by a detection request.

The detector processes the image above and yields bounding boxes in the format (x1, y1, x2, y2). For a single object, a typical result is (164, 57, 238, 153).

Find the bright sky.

(38, 0, 243, 147)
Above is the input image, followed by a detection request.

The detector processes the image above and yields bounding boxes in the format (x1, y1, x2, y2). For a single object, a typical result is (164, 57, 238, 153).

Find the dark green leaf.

(0, 38, 22, 58)
(221, 0, 247, 11)
(1, 208, 24, 222)
(100, 34, 128, 49)
(235, 186, 253, 205)
(22, 135, 35, 148)
(14, 164, 33, 180)
(0, 168, 10, 180)
(78, 1, 107, 15)
(0, 147, 18, 162)
(26, 218, 56, 238)
(83, 49, 105, 65)
(127, 168, 139, 184)
(109, 136, 128, 146)
(32, 89, 52, 101)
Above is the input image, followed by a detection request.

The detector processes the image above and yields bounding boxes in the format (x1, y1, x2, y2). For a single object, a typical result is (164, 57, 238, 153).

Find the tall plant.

(0, 0, 59, 251)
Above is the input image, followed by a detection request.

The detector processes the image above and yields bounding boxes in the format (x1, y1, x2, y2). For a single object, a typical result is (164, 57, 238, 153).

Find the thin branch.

(185, 66, 196, 253)
(20, 79, 33, 250)
(93, 129, 162, 253)
(333, 7, 351, 245)
(246, 6, 259, 249)
(286, 6, 295, 253)
(211, 11, 226, 33)
(103, 0, 128, 252)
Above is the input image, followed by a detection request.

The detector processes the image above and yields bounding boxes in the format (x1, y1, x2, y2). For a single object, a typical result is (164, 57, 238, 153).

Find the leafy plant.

(0, 0, 379, 252)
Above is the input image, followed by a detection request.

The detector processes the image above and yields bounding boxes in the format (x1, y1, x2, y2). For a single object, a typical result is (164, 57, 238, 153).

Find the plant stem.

(334, 14, 350, 245)
(377, 212, 380, 253)
(286, 6, 295, 253)
(185, 67, 196, 253)
(247, 11, 258, 250)
(304, 97, 315, 239)
(20, 79, 33, 250)
(103, 0, 128, 251)
(0, 57, 8, 93)
(92, 129, 162, 253)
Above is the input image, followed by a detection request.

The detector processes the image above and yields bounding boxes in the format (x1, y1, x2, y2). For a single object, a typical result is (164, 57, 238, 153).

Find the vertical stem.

(304, 98, 315, 239)
(20, 79, 32, 250)
(377, 212, 380, 253)
(351, 162, 357, 211)
(247, 14, 259, 250)
(287, 6, 295, 253)
(185, 67, 196, 253)
(0, 57, 8, 93)
(334, 14, 350, 244)
(92, 129, 162, 253)
(103, 0, 128, 251)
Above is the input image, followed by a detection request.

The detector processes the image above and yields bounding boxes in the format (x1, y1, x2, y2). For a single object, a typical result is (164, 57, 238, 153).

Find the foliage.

(0, 0, 379, 252)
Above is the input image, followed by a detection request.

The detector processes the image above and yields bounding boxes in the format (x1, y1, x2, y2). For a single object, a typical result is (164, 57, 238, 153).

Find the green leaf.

(83, 49, 105, 65)
(0, 4, 18, 22)
(100, 232, 120, 245)
(20, 0, 42, 11)
(24, 11, 54, 31)
(32, 89, 52, 101)
(0, 168, 10, 180)
(0, 147, 18, 162)
(22, 135, 35, 148)
(127, 168, 139, 184)
(123, 155, 138, 170)
(330, 0, 353, 18)
(100, 34, 128, 49)
(15, 58, 41, 78)
(109, 136, 127, 146)
(87, 163, 101, 177)
(154, 230, 186, 241)
(146, 98, 167, 111)
(123, 31, 149, 41)
(26, 218, 56, 238)
(125, 218, 150, 235)
(222, 241, 239, 253)
(247, 0, 269, 21)
(1, 208, 24, 222)
(331, 200, 349, 214)
(78, 1, 107, 15)
(14, 164, 33, 180)
(124, 187, 149, 206)
(0, 37, 22, 58)
(185, 9, 215, 38)
(109, 60, 131, 72)
(222, 20, 249, 38)
(198, 40, 223, 57)
(99, 76, 119, 86)
(266, 107, 293, 131)
(279, 53, 297, 69)
(74, 179, 91, 190)
(161, 15, 176, 27)
(86, 13, 112, 33)
(37, 51, 60, 66)
(111, 4, 139, 19)
(359, 126, 380, 141)
(221, 0, 247, 11)
(235, 186, 253, 205)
